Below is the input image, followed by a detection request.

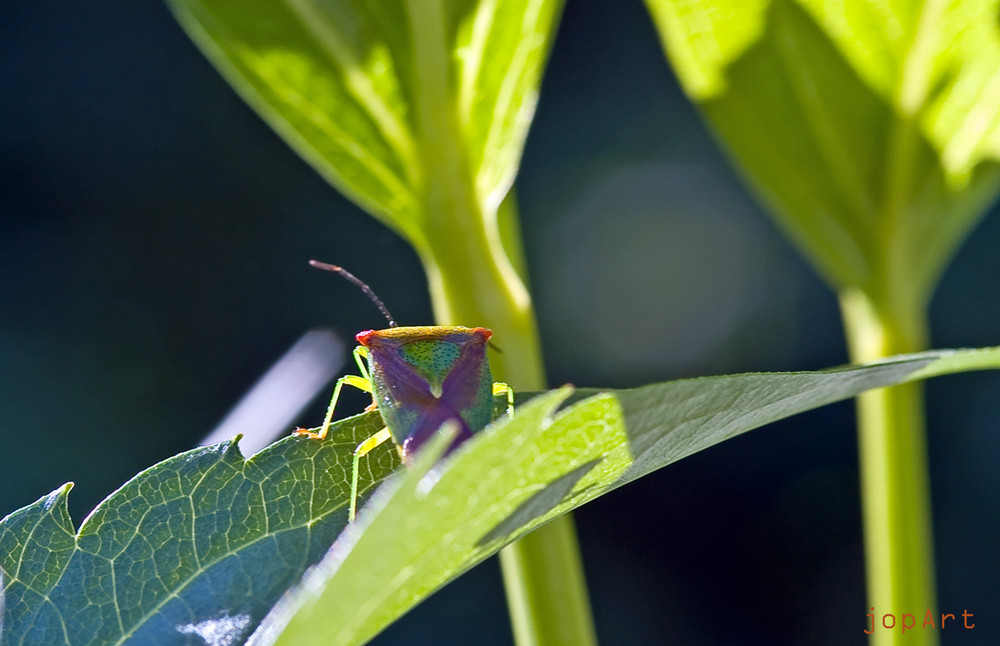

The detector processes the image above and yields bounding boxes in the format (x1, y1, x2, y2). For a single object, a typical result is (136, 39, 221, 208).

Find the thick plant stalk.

(421, 205, 597, 644)
(499, 515, 597, 646)
(406, 2, 596, 641)
(840, 289, 936, 646)
(407, 4, 595, 640)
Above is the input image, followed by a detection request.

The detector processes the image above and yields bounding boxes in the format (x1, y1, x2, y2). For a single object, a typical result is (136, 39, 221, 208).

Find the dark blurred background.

(2, 2, 998, 644)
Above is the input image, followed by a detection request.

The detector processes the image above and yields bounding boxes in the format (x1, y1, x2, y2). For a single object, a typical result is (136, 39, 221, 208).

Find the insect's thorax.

(358, 326, 495, 457)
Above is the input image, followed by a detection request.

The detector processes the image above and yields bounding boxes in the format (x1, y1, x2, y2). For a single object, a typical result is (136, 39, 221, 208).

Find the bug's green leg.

(295, 346, 372, 440)
(349, 427, 393, 521)
(354, 345, 371, 382)
(353, 346, 380, 412)
(493, 382, 514, 418)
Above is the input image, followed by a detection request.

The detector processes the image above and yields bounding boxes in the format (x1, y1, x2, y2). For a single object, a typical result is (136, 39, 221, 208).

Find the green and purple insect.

(296, 260, 513, 520)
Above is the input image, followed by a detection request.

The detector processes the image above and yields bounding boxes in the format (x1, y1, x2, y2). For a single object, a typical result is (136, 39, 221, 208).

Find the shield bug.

(297, 260, 513, 520)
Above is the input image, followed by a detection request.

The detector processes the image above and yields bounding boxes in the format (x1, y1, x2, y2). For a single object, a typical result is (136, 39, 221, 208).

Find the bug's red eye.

(356, 330, 375, 345)
(472, 327, 493, 341)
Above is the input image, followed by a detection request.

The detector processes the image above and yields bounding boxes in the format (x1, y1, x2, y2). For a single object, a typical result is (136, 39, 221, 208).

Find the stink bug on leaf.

(296, 261, 513, 520)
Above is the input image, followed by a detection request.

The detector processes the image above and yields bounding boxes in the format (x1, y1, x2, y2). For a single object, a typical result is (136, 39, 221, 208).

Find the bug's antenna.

(309, 260, 397, 327)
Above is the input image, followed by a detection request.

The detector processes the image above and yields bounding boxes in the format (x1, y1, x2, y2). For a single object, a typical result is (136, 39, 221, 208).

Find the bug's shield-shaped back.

(357, 326, 495, 459)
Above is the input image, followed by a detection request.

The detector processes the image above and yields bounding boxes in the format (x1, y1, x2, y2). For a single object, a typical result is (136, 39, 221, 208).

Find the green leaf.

(4, 347, 997, 645)
(645, 0, 1000, 310)
(165, 0, 564, 253)
(253, 347, 1000, 646)
(0, 414, 398, 646)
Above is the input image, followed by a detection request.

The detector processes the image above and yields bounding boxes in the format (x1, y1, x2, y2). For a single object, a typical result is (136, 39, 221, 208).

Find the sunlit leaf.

(166, 0, 564, 251)
(253, 347, 1000, 646)
(646, 0, 1000, 305)
(0, 414, 396, 646)
(4, 347, 997, 645)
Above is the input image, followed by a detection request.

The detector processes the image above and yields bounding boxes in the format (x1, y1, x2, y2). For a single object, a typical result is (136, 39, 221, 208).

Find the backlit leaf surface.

(256, 347, 1000, 646)
(166, 0, 564, 251)
(646, 0, 1000, 305)
(2, 347, 998, 645)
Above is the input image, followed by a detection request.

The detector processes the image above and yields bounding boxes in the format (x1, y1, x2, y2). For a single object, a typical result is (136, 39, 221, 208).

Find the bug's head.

(355, 326, 491, 346)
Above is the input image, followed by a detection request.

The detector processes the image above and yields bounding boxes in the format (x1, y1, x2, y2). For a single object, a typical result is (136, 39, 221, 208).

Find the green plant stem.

(421, 202, 598, 643)
(424, 232, 597, 646)
(406, 2, 596, 641)
(499, 515, 597, 646)
(840, 289, 936, 646)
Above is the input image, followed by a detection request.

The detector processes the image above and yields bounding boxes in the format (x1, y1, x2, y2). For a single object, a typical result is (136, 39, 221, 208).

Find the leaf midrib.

(878, 0, 948, 297)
